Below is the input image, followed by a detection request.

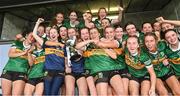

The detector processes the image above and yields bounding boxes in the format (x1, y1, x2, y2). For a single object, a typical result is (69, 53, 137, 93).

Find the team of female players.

(1, 7, 180, 96)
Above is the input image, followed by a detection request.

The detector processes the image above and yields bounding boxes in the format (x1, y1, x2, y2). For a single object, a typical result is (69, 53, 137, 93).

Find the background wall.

(161, 0, 180, 19)
(122, 10, 161, 29)
(1, 13, 28, 40)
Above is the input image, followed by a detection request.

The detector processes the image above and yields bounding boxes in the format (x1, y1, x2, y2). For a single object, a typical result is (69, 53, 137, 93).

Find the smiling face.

(59, 26, 67, 39)
(98, 8, 107, 19)
(145, 35, 157, 52)
(127, 37, 139, 54)
(86, 12, 92, 22)
(80, 28, 90, 41)
(105, 27, 115, 40)
(49, 28, 59, 41)
(37, 25, 45, 37)
(115, 27, 123, 40)
(56, 13, 64, 24)
(68, 28, 76, 38)
(142, 23, 153, 33)
(101, 19, 110, 29)
(153, 22, 161, 31)
(165, 30, 178, 45)
(69, 11, 78, 22)
(90, 28, 100, 40)
(161, 23, 174, 32)
(126, 24, 137, 36)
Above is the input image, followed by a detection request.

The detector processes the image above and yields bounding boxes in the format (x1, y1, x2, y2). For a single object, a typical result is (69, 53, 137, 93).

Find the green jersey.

(94, 19, 104, 37)
(146, 41, 170, 77)
(83, 43, 117, 75)
(3, 40, 30, 73)
(125, 49, 152, 78)
(94, 19, 102, 29)
(165, 42, 180, 76)
(63, 19, 82, 29)
(28, 49, 45, 79)
(77, 20, 86, 30)
(113, 40, 126, 70)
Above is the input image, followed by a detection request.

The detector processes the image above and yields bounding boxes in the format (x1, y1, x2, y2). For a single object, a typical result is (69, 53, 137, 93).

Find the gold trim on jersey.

(125, 54, 145, 69)
(34, 56, 45, 64)
(169, 58, 180, 64)
(113, 48, 123, 55)
(83, 49, 108, 57)
(45, 48, 64, 57)
(15, 49, 28, 59)
(151, 57, 166, 65)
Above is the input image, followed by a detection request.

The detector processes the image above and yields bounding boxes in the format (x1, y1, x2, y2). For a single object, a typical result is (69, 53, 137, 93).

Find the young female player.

(1, 32, 34, 95)
(32, 18, 65, 95)
(125, 36, 156, 96)
(24, 41, 45, 95)
(144, 32, 180, 95)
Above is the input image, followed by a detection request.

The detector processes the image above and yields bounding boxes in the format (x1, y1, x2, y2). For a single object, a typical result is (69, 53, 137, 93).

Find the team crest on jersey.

(85, 70, 90, 75)
(44, 71, 48, 76)
(159, 52, 165, 57)
(125, 54, 145, 69)
(98, 72, 103, 78)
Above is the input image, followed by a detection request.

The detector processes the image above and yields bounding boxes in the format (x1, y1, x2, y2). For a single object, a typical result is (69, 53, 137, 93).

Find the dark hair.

(101, 18, 111, 23)
(86, 12, 93, 16)
(69, 10, 77, 17)
(98, 7, 107, 19)
(114, 25, 123, 29)
(124, 22, 136, 30)
(89, 27, 99, 33)
(144, 32, 158, 41)
(38, 24, 45, 31)
(142, 22, 152, 29)
(126, 36, 140, 53)
(79, 27, 89, 40)
(127, 35, 140, 44)
(56, 12, 64, 17)
(164, 29, 177, 37)
(49, 12, 64, 29)
(80, 27, 89, 34)
(104, 26, 115, 32)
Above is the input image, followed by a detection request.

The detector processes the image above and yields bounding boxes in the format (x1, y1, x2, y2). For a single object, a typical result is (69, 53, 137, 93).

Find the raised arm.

(32, 18, 44, 46)
(111, 6, 124, 24)
(156, 16, 180, 26)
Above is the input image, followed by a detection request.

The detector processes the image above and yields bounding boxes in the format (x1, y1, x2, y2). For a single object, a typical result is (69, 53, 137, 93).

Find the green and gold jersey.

(83, 43, 117, 75)
(113, 40, 126, 70)
(83, 43, 96, 70)
(125, 49, 152, 78)
(165, 42, 180, 76)
(28, 49, 45, 79)
(146, 41, 170, 77)
(3, 40, 30, 73)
